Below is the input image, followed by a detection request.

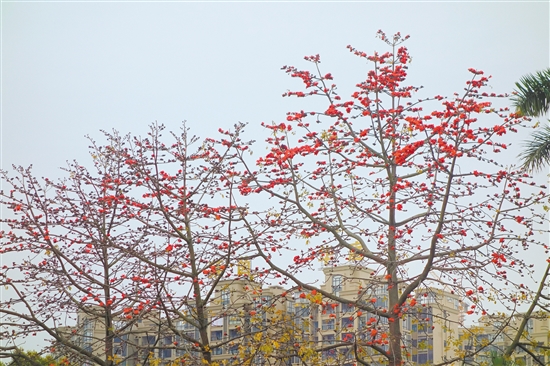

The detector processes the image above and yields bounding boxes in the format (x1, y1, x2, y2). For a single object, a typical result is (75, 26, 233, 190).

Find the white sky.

(2, 1, 549, 179)
(1, 0, 549, 351)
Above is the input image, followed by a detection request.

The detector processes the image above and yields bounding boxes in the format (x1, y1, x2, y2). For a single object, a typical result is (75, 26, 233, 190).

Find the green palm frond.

(519, 125, 550, 172)
(512, 68, 550, 117)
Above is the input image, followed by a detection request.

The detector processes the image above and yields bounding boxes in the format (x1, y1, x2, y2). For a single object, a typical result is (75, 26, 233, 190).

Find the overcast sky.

(1, 0, 549, 350)
(2, 1, 549, 179)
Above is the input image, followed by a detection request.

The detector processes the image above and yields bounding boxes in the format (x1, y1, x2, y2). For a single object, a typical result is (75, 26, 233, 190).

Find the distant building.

(310, 265, 463, 365)
(459, 312, 549, 366)
(61, 264, 547, 366)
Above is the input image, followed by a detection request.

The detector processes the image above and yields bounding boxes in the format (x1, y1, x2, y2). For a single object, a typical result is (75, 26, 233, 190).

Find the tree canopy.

(1, 31, 548, 366)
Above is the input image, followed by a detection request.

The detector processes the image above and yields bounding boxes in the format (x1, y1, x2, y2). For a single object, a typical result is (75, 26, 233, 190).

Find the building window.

(358, 316, 366, 330)
(160, 336, 172, 359)
(185, 331, 197, 342)
(141, 335, 156, 358)
(323, 303, 337, 314)
(82, 319, 93, 352)
(229, 316, 240, 326)
(175, 336, 184, 357)
(183, 321, 195, 330)
(114, 335, 127, 357)
(338, 347, 352, 361)
(402, 315, 411, 331)
(527, 318, 534, 334)
(342, 303, 354, 313)
(342, 317, 354, 329)
(211, 330, 223, 341)
(142, 335, 156, 346)
(286, 300, 295, 314)
(332, 275, 342, 296)
(221, 290, 230, 308)
(322, 347, 336, 360)
(421, 292, 437, 304)
(322, 334, 335, 345)
(342, 333, 354, 342)
(295, 304, 310, 318)
(322, 319, 335, 330)
(402, 333, 412, 349)
(418, 308, 433, 333)
(374, 285, 388, 309)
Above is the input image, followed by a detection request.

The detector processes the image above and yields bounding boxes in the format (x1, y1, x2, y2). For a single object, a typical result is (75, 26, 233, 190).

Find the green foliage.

(490, 351, 516, 366)
(519, 125, 550, 171)
(513, 68, 550, 118)
(1, 349, 57, 366)
(513, 68, 550, 171)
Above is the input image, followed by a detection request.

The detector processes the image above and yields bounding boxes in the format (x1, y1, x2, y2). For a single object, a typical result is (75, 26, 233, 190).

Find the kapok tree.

(94, 123, 274, 365)
(234, 31, 549, 366)
(0, 153, 151, 366)
(0, 123, 268, 366)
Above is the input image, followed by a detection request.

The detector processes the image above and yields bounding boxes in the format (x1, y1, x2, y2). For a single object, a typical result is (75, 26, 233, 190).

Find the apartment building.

(459, 312, 550, 366)
(207, 278, 288, 364)
(303, 265, 462, 365)
(56, 307, 191, 366)
(58, 281, 290, 366)
(57, 265, 475, 366)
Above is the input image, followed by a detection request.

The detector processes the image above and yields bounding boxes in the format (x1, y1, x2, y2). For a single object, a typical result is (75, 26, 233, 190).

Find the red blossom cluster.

(1, 31, 547, 366)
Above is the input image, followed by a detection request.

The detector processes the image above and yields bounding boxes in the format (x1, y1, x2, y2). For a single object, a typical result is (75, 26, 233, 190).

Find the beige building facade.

(58, 265, 546, 366)
(459, 312, 550, 366)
